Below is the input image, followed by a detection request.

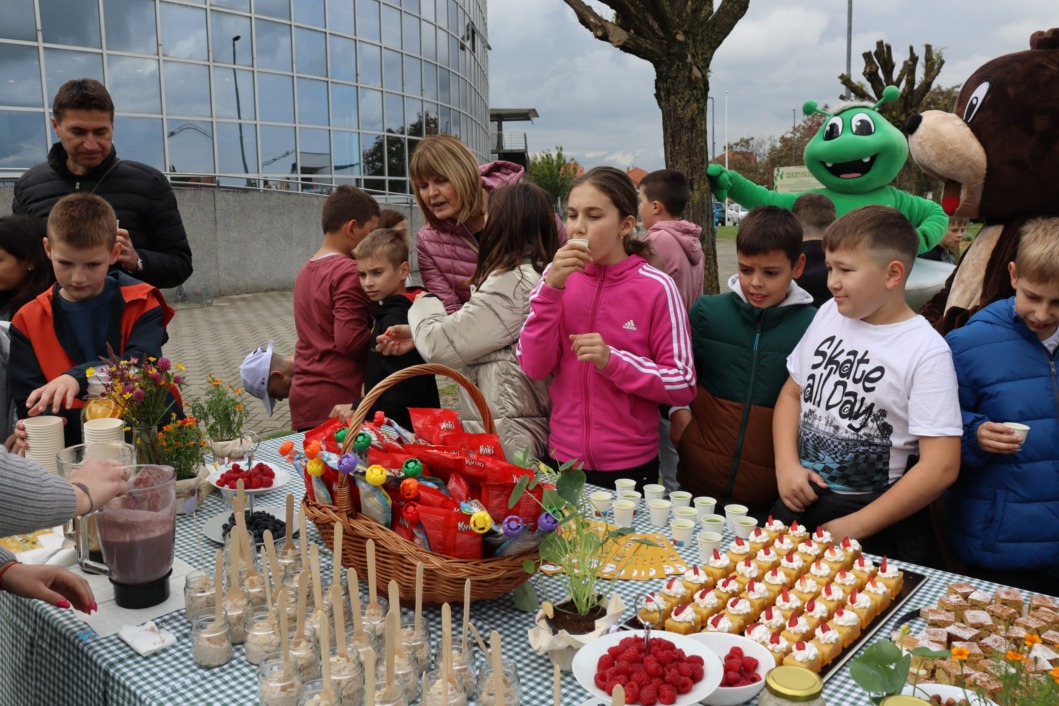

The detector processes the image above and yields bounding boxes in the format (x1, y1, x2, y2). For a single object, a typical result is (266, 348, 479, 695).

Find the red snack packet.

(408, 408, 463, 444)
(413, 446, 466, 483)
(447, 472, 471, 505)
(416, 504, 454, 556)
(417, 484, 456, 509)
(437, 431, 506, 461)
(451, 512, 483, 560)
(304, 417, 346, 455)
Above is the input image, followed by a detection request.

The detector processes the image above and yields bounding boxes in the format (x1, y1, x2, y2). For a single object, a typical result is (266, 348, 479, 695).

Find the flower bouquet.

(189, 375, 250, 459)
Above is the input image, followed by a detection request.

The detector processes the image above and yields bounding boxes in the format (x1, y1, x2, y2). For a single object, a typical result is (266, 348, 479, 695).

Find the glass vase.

(130, 423, 164, 465)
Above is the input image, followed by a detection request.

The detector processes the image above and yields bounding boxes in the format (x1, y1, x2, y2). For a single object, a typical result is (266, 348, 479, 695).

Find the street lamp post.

(707, 96, 716, 162)
(792, 108, 797, 164)
(845, 0, 853, 99)
(232, 35, 252, 186)
(724, 90, 730, 226)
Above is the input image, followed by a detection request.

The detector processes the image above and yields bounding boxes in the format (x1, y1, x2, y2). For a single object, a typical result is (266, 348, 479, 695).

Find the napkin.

(118, 621, 176, 656)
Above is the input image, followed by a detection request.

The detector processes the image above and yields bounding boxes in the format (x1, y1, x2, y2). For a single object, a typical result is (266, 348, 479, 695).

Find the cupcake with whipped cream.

(785, 520, 809, 542)
(742, 579, 771, 614)
(778, 551, 805, 583)
(875, 557, 904, 595)
(791, 574, 820, 604)
(810, 526, 832, 548)
(771, 532, 795, 556)
(725, 536, 752, 566)
(802, 597, 831, 631)
(817, 583, 845, 614)
(811, 622, 842, 665)
(761, 567, 789, 600)
(753, 545, 780, 573)
(821, 543, 850, 572)
(703, 549, 732, 584)
(690, 587, 723, 622)
(850, 555, 876, 585)
(845, 588, 876, 626)
(758, 605, 785, 632)
(765, 631, 791, 660)
(747, 527, 773, 553)
(774, 586, 803, 620)
(780, 612, 813, 645)
(680, 565, 711, 594)
(664, 602, 700, 635)
(732, 558, 760, 588)
(863, 577, 892, 614)
(828, 606, 862, 647)
(763, 515, 787, 539)
(705, 612, 736, 634)
(807, 558, 835, 582)
(723, 596, 755, 633)
(659, 576, 689, 615)
(744, 622, 771, 645)
(783, 640, 822, 673)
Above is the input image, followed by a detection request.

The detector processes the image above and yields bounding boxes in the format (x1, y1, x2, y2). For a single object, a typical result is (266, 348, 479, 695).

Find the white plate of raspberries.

(572, 630, 723, 705)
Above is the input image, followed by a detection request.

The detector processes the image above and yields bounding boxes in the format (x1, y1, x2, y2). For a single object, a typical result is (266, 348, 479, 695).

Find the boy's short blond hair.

(354, 228, 409, 268)
(1014, 218, 1059, 284)
(47, 193, 116, 249)
(823, 205, 919, 272)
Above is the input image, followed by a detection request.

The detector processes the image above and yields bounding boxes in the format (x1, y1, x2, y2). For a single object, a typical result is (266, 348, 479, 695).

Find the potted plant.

(156, 413, 211, 511)
(511, 459, 645, 671)
(189, 375, 250, 460)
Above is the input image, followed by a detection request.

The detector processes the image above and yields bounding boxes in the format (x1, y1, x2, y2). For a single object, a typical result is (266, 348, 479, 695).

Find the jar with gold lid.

(879, 697, 932, 706)
(758, 666, 826, 706)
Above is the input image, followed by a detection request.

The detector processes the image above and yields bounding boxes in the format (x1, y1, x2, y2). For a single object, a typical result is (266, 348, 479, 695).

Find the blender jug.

(82, 464, 177, 609)
(57, 442, 135, 573)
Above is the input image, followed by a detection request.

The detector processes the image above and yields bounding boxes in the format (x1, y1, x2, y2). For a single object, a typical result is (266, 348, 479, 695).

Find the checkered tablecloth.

(0, 435, 1007, 706)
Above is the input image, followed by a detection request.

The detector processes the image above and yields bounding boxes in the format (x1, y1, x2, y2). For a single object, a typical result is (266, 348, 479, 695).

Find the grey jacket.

(0, 449, 76, 564)
(408, 264, 551, 461)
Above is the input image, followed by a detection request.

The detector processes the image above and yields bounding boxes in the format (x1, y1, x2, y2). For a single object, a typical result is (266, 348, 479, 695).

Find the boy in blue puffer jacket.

(944, 219, 1059, 595)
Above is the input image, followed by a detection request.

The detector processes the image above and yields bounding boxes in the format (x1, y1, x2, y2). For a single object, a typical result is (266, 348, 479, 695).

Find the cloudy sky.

(486, 0, 1058, 171)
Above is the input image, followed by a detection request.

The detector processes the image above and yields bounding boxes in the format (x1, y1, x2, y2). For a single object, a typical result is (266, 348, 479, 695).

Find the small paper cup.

(647, 499, 671, 527)
(568, 237, 589, 250)
(1003, 422, 1030, 443)
(698, 531, 724, 561)
(724, 503, 749, 533)
(614, 478, 637, 493)
(671, 519, 695, 547)
(613, 500, 636, 528)
(589, 490, 613, 517)
(701, 514, 726, 532)
(673, 506, 698, 522)
(670, 490, 692, 508)
(733, 516, 758, 540)
(693, 496, 717, 521)
(643, 484, 666, 501)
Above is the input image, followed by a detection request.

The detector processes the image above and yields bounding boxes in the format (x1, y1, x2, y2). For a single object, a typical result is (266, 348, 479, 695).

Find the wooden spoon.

(613, 683, 626, 706)
(299, 505, 309, 569)
(384, 607, 402, 700)
(461, 579, 471, 656)
(277, 588, 291, 672)
(553, 663, 561, 706)
(332, 523, 343, 596)
(331, 583, 348, 659)
(213, 549, 223, 625)
(320, 618, 333, 702)
(295, 570, 309, 641)
(284, 493, 294, 550)
(366, 539, 379, 613)
(490, 630, 505, 706)
(227, 526, 242, 605)
(365, 648, 376, 706)
(388, 580, 404, 656)
(309, 544, 324, 618)
(442, 603, 453, 700)
(260, 547, 274, 619)
(414, 562, 424, 636)
(263, 530, 283, 596)
(349, 567, 364, 639)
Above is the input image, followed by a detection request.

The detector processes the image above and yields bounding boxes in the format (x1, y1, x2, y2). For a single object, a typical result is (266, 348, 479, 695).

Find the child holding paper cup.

(944, 220, 1059, 594)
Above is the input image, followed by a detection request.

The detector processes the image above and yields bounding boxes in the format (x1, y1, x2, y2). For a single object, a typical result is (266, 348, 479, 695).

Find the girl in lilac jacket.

(517, 167, 697, 491)
(411, 135, 565, 314)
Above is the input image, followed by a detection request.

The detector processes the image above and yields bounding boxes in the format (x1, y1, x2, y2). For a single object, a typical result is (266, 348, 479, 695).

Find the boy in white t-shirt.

(771, 205, 962, 566)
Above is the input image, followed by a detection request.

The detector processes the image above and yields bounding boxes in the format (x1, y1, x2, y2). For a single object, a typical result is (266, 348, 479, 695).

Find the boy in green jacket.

(672, 207, 816, 516)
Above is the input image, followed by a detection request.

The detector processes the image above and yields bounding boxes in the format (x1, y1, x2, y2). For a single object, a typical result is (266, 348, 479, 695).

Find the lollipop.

(469, 511, 492, 534)
(501, 516, 524, 538)
(538, 511, 559, 533)
(402, 503, 421, 524)
(365, 464, 388, 486)
(306, 458, 326, 477)
(402, 458, 424, 478)
(400, 478, 419, 499)
(334, 427, 348, 444)
(354, 432, 372, 452)
(305, 439, 323, 460)
(337, 454, 358, 474)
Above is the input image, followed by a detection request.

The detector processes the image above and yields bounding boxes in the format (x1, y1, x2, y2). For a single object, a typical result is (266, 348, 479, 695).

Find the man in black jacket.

(12, 79, 193, 290)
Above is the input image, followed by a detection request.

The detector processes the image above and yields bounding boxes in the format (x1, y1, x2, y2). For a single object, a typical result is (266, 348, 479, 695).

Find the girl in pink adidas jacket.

(517, 167, 696, 491)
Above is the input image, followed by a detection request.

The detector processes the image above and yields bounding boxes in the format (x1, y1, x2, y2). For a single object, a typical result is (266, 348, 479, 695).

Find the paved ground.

(163, 239, 740, 437)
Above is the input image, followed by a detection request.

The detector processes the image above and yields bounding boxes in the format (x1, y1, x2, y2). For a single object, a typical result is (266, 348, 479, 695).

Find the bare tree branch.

(563, 0, 662, 60)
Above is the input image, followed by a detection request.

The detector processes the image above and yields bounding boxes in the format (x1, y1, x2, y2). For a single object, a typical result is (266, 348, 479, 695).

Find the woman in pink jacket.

(411, 135, 565, 313)
(517, 167, 697, 491)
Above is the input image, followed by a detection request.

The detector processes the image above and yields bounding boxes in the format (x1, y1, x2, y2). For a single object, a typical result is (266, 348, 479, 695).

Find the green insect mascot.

(707, 86, 948, 253)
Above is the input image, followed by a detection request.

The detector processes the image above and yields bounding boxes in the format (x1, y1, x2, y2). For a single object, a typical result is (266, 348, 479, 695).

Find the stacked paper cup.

(24, 416, 66, 474)
(83, 417, 126, 446)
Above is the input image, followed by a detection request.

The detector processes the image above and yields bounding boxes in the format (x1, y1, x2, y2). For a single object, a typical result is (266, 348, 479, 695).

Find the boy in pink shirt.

(638, 169, 704, 491)
(289, 186, 379, 430)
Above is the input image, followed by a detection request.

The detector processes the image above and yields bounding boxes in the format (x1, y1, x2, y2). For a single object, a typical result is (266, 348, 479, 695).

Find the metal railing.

(489, 131, 528, 152)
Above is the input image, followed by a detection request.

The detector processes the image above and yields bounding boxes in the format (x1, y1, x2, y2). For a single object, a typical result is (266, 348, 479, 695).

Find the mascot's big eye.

(823, 116, 843, 141)
(850, 113, 875, 136)
(963, 81, 989, 123)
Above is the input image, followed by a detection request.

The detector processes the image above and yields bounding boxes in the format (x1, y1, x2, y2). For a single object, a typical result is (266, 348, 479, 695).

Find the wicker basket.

(302, 363, 538, 605)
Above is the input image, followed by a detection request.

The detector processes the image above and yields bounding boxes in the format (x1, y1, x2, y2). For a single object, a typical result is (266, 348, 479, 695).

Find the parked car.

(712, 201, 725, 228)
(726, 203, 749, 225)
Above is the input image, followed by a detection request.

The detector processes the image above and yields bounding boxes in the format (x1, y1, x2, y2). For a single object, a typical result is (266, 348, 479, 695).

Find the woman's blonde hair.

(409, 135, 485, 229)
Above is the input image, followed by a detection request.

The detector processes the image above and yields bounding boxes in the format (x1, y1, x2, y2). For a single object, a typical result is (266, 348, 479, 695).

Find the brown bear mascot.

(907, 28, 1059, 334)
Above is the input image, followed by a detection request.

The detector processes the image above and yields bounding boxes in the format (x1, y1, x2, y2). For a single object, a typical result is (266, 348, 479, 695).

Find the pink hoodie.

(517, 255, 697, 471)
(415, 160, 566, 314)
(643, 220, 705, 310)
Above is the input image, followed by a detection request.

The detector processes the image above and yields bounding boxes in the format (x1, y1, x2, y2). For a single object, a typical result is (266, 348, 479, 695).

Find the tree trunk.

(654, 59, 719, 294)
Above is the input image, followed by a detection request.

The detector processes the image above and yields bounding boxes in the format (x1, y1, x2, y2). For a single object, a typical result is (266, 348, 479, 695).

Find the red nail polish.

(57, 599, 71, 609)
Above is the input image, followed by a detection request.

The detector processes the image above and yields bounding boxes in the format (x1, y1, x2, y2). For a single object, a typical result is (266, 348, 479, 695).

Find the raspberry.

(741, 656, 760, 672)
(687, 655, 704, 666)
(598, 655, 615, 671)
(645, 661, 663, 677)
(724, 670, 741, 686)
(677, 677, 693, 694)
(724, 658, 742, 672)
(728, 646, 744, 658)
(607, 646, 623, 658)
(676, 663, 693, 677)
(664, 671, 682, 687)
(639, 686, 658, 706)
(690, 664, 704, 681)
(594, 672, 608, 690)
(630, 671, 650, 687)
(749, 672, 762, 683)
(657, 650, 675, 665)
(624, 683, 640, 703)
(658, 684, 678, 705)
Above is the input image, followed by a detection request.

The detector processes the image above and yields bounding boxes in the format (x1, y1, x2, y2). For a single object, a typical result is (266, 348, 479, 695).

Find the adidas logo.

(622, 319, 637, 331)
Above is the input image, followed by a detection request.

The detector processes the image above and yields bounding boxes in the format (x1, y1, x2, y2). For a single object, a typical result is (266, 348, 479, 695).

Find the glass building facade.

(0, 0, 489, 194)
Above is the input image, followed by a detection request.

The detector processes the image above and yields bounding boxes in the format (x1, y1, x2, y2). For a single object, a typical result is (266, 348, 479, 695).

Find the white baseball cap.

(240, 340, 275, 416)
